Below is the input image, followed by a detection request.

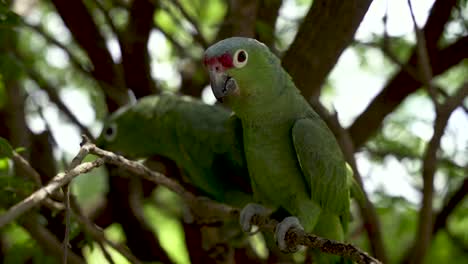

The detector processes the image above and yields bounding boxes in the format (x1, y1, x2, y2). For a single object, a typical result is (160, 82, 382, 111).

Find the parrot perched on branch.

(204, 37, 352, 260)
(97, 93, 252, 206)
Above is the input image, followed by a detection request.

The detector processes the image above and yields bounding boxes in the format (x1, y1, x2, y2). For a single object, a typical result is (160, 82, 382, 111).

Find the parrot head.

(204, 37, 284, 111)
(96, 96, 164, 158)
(96, 105, 142, 157)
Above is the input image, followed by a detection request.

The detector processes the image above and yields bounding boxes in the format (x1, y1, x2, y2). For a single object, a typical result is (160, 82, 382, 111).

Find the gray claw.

(275, 216, 304, 252)
(239, 203, 269, 234)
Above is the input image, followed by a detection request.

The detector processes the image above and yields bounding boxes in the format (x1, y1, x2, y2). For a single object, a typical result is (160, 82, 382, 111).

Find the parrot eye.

(233, 49, 248, 68)
(104, 123, 117, 141)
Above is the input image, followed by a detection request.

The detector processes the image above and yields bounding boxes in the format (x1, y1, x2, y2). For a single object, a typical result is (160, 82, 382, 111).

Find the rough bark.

(121, 0, 158, 98)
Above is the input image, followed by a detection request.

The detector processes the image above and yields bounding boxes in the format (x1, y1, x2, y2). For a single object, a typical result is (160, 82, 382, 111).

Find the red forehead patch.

(218, 53, 233, 68)
(203, 56, 216, 66)
(203, 53, 233, 69)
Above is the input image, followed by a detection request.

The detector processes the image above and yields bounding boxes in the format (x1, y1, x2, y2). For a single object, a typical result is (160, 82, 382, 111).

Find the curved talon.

(239, 203, 269, 234)
(275, 216, 303, 252)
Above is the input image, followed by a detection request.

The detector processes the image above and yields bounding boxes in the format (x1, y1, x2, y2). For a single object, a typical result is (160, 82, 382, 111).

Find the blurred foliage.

(2, 224, 57, 264)
(0, 0, 466, 263)
(0, 136, 14, 158)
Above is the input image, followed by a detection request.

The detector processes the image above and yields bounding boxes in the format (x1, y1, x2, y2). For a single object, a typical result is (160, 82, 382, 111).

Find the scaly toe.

(275, 216, 304, 252)
(239, 203, 269, 234)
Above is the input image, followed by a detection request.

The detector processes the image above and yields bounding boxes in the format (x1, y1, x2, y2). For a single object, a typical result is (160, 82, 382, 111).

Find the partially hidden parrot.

(204, 37, 352, 261)
(97, 93, 252, 207)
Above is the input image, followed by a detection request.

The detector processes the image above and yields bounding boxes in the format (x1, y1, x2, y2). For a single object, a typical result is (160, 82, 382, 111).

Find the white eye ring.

(233, 49, 248, 68)
(104, 123, 117, 141)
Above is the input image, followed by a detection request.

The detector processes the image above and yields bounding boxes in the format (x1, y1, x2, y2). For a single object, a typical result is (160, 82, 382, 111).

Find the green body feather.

(205, 38, 351, 246)
(98, 93, 251, 206)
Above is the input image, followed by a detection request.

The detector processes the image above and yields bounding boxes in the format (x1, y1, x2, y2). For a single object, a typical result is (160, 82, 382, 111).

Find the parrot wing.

(291, 118, 350, 217)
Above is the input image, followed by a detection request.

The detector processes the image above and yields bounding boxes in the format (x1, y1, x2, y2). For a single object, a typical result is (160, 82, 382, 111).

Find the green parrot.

(97, 93, 252, 207)
(204, 37, 351, 258)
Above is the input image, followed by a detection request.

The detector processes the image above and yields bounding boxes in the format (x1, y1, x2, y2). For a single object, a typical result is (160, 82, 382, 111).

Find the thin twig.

(159, 0, 208, 48)
(0, 159, 105, 228)
(62, 184, 71, 264)
(168, 0, 208, 48)
(20, 21, 93, 78)
(82, 136, 381, 264)
(11, 150, 64, 210)
(12, 152, 42, 186)
(61, 138, 95, 264)
(70, 196, 143, 264)
(379, 2, 423, 83)
(8, 51, 94, 140)
(9, 139, 142, 264)
(409, 82, 468, 263)
(154, 25, 192, 58)
(356, 40, 421, 82)
(1, 134, 383, 263)
(22, 215, 85, 264)
(97, 241, 116, 264)
(433, 177, 468, 235)
(21, 11, 130, 107)
(249, 214, 381, 264)
(435, 86, 468, 114)
(407, 0, 437, 103)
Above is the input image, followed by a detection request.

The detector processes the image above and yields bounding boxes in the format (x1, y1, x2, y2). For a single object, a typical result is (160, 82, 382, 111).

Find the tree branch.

(348, 0, 462, 148)
(215, 0, 259, 40)
(250, 213, 382, 264)
(121, 0, 158, 98)
(168, 0, 208, 48)
(407, 0, 437, 103)
(0, 158, 105, 228)
(20, 20, 93, 79)
(12, 152, 42, 186)
(69, 196, 143, 264)
(255, 0, 282, 47)
(21, 215, 85, 264)
(62, 184, 71, 264)
(89, 137, 382, 263)
(1, 134, 384, 263)
(7, 135, 386, 263)
(50, 0, 129, 110)
(5, 138, 144, 264)
(433, 177, 468, 235)
(9, 51, 94, 140)
(282, 0, 373, 99)
(407, 82, 468, 264)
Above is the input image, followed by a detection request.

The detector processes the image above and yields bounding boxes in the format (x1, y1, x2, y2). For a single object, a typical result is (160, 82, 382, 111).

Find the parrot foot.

(275, 216, 304, 253)
(239, 203, 270, 234)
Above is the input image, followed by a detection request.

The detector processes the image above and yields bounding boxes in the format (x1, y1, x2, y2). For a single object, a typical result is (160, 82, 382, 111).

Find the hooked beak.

(209, 70, 238, 101)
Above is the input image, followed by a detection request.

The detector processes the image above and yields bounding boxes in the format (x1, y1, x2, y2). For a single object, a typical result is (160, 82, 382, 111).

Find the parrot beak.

(209, 70, 238, 102)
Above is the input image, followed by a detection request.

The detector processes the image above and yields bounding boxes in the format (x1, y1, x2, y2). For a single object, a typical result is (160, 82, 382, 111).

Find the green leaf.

(0, 136, 13, 158)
